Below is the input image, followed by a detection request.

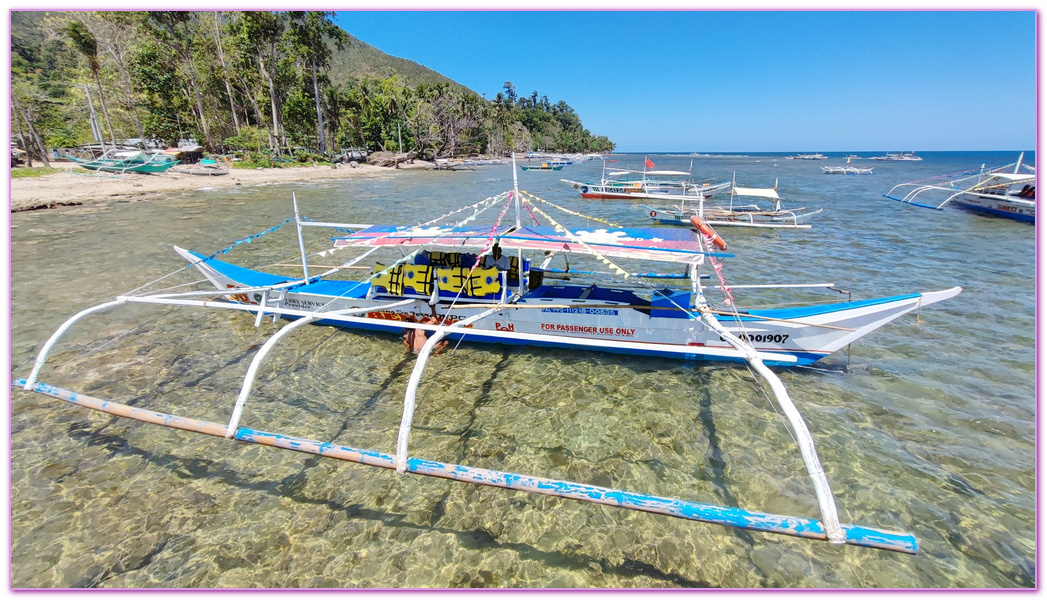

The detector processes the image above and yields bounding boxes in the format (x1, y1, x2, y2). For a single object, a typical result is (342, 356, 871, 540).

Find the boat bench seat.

(370, 263, 434, 297)
(369, 263, 505, 301)
(416, 251, 527, 287)
(435, 266, 503, 300)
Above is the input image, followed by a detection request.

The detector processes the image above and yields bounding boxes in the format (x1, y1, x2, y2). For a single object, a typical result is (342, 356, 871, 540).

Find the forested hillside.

(10, 11, 614, 163)
(326, 32, 469, 91)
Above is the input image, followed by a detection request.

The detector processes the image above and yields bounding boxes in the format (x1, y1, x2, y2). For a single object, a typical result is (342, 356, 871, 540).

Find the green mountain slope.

(327, 33, 473, 93)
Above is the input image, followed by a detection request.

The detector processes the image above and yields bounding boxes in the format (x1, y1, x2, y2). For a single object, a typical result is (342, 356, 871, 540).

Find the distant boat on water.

(871, 152, 923, 161)
(822, 165, 874, 175)
(520, 163, 564, 171)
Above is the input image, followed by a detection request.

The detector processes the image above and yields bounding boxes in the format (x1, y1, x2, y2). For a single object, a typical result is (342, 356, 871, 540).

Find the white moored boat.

(562, 156, 730, 202)
(645, 177, 823, 229)
(822, 165, 874, 175)
(884, 153, 1035, 223)
(16, 157, 960, 555)
(871, 151, 923, 161)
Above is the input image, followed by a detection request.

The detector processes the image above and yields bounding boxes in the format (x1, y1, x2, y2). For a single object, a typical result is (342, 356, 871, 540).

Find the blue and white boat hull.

(175, 247, 960, 368)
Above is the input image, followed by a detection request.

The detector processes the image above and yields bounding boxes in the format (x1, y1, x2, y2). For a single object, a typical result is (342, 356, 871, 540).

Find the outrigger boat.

(16, 158, 960, 555)
(64, 149, 180, 174)
(520, 163, 564, 171)
(561, 157, 731, 202)
(644, 177, 823, 229)
(884, 153, 1035, 223)
(871, 151, 923, 162)
(821, 165, 874, 175)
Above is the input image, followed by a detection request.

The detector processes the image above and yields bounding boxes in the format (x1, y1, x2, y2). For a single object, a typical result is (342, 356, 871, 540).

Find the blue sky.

(332, 10, 1036, 152)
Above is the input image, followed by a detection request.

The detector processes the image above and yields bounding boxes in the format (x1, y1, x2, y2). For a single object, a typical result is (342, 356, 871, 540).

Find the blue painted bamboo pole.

(882, 195, 945, 210)
(13, 379, 918, 554)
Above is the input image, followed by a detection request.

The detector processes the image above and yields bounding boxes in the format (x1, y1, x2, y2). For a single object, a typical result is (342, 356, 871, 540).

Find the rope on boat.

(241, 191, 514, 328)
(123, 218, 298, 298)
(521, 197, 542, 226)
(703, 234, 736, 307)
(522, 200, 632, 280)
(215, 191, 512, 320)
(520, 190, 620, 228)
(432, 192, 517, 328)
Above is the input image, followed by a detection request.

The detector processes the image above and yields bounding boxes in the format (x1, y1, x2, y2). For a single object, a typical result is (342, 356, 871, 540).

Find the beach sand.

(9, 158, 436, 212)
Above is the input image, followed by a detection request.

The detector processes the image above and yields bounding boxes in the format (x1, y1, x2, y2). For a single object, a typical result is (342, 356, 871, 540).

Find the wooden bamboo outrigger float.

(16, 156, 961, 556)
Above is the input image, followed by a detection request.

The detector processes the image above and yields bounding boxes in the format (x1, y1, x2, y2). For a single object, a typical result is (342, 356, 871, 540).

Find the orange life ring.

(689, 216, 727, 251)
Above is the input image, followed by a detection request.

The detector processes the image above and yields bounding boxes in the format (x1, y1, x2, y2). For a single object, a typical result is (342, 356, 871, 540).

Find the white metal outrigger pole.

(691, 228, 845, 544)
(292, 193, 310, 281)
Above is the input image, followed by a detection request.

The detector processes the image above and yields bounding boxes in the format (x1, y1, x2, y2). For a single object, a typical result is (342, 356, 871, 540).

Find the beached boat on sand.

(64, 149, 179, 174)
(17, 158, 959, 555)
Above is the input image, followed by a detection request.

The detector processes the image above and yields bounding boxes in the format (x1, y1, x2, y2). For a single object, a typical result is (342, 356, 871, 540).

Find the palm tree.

(64, 21, 117, 148)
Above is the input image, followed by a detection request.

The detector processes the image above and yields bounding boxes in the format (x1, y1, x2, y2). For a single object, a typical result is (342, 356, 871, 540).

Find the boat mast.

(291, 193, 310, 280)
(728, 171, 736, 211)
(1015, 151, 1025, 174)
(512, 153, 524, 296)
(512, 153, 521, 228)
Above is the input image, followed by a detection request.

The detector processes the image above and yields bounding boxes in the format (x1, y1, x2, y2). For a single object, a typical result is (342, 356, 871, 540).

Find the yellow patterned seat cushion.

(371, 263, 403, 296)
(436, 267, 468, 295)
(401, 264, 433, 295)
(468, 267, 501, 297)
(436, 266, 501, 298)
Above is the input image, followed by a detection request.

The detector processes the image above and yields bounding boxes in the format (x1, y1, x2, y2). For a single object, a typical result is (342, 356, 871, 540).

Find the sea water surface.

(9, 152, 1035, 588)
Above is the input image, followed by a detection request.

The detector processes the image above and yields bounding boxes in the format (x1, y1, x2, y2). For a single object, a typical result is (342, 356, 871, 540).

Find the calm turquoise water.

(9, 152, 1035, 588)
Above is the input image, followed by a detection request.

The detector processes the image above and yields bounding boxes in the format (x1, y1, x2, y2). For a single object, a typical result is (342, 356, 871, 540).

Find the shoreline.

(8, 158, 436, 213)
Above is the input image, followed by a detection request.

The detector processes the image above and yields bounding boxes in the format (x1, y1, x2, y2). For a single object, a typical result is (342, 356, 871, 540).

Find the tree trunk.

(12, 94, 50, 167)
(237, 78, 276, 148)
(12, 104, 33, 167)
(212, 13, 241, 136)
(258, 37, 287, 154)
(105, 42, 146, 142)
(310, 55, 326, 154)
(184, 63, 213, 149)
(92, 68, 118, 148)
(258, 50, 281, 153)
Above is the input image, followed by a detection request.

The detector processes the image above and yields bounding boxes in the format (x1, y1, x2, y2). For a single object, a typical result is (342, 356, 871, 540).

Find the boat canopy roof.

(332, 225, 707, 264)
(980, 172, 1036, 183)
(608, 169, 691, 177)
(732, 186, 780, 199)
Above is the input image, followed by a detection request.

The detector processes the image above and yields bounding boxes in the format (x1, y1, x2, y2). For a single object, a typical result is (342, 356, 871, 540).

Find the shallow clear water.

(9, 152, 1035, 588)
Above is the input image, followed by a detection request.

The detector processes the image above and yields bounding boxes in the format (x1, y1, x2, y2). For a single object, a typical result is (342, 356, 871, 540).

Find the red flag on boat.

(645, 157, 655, 168)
